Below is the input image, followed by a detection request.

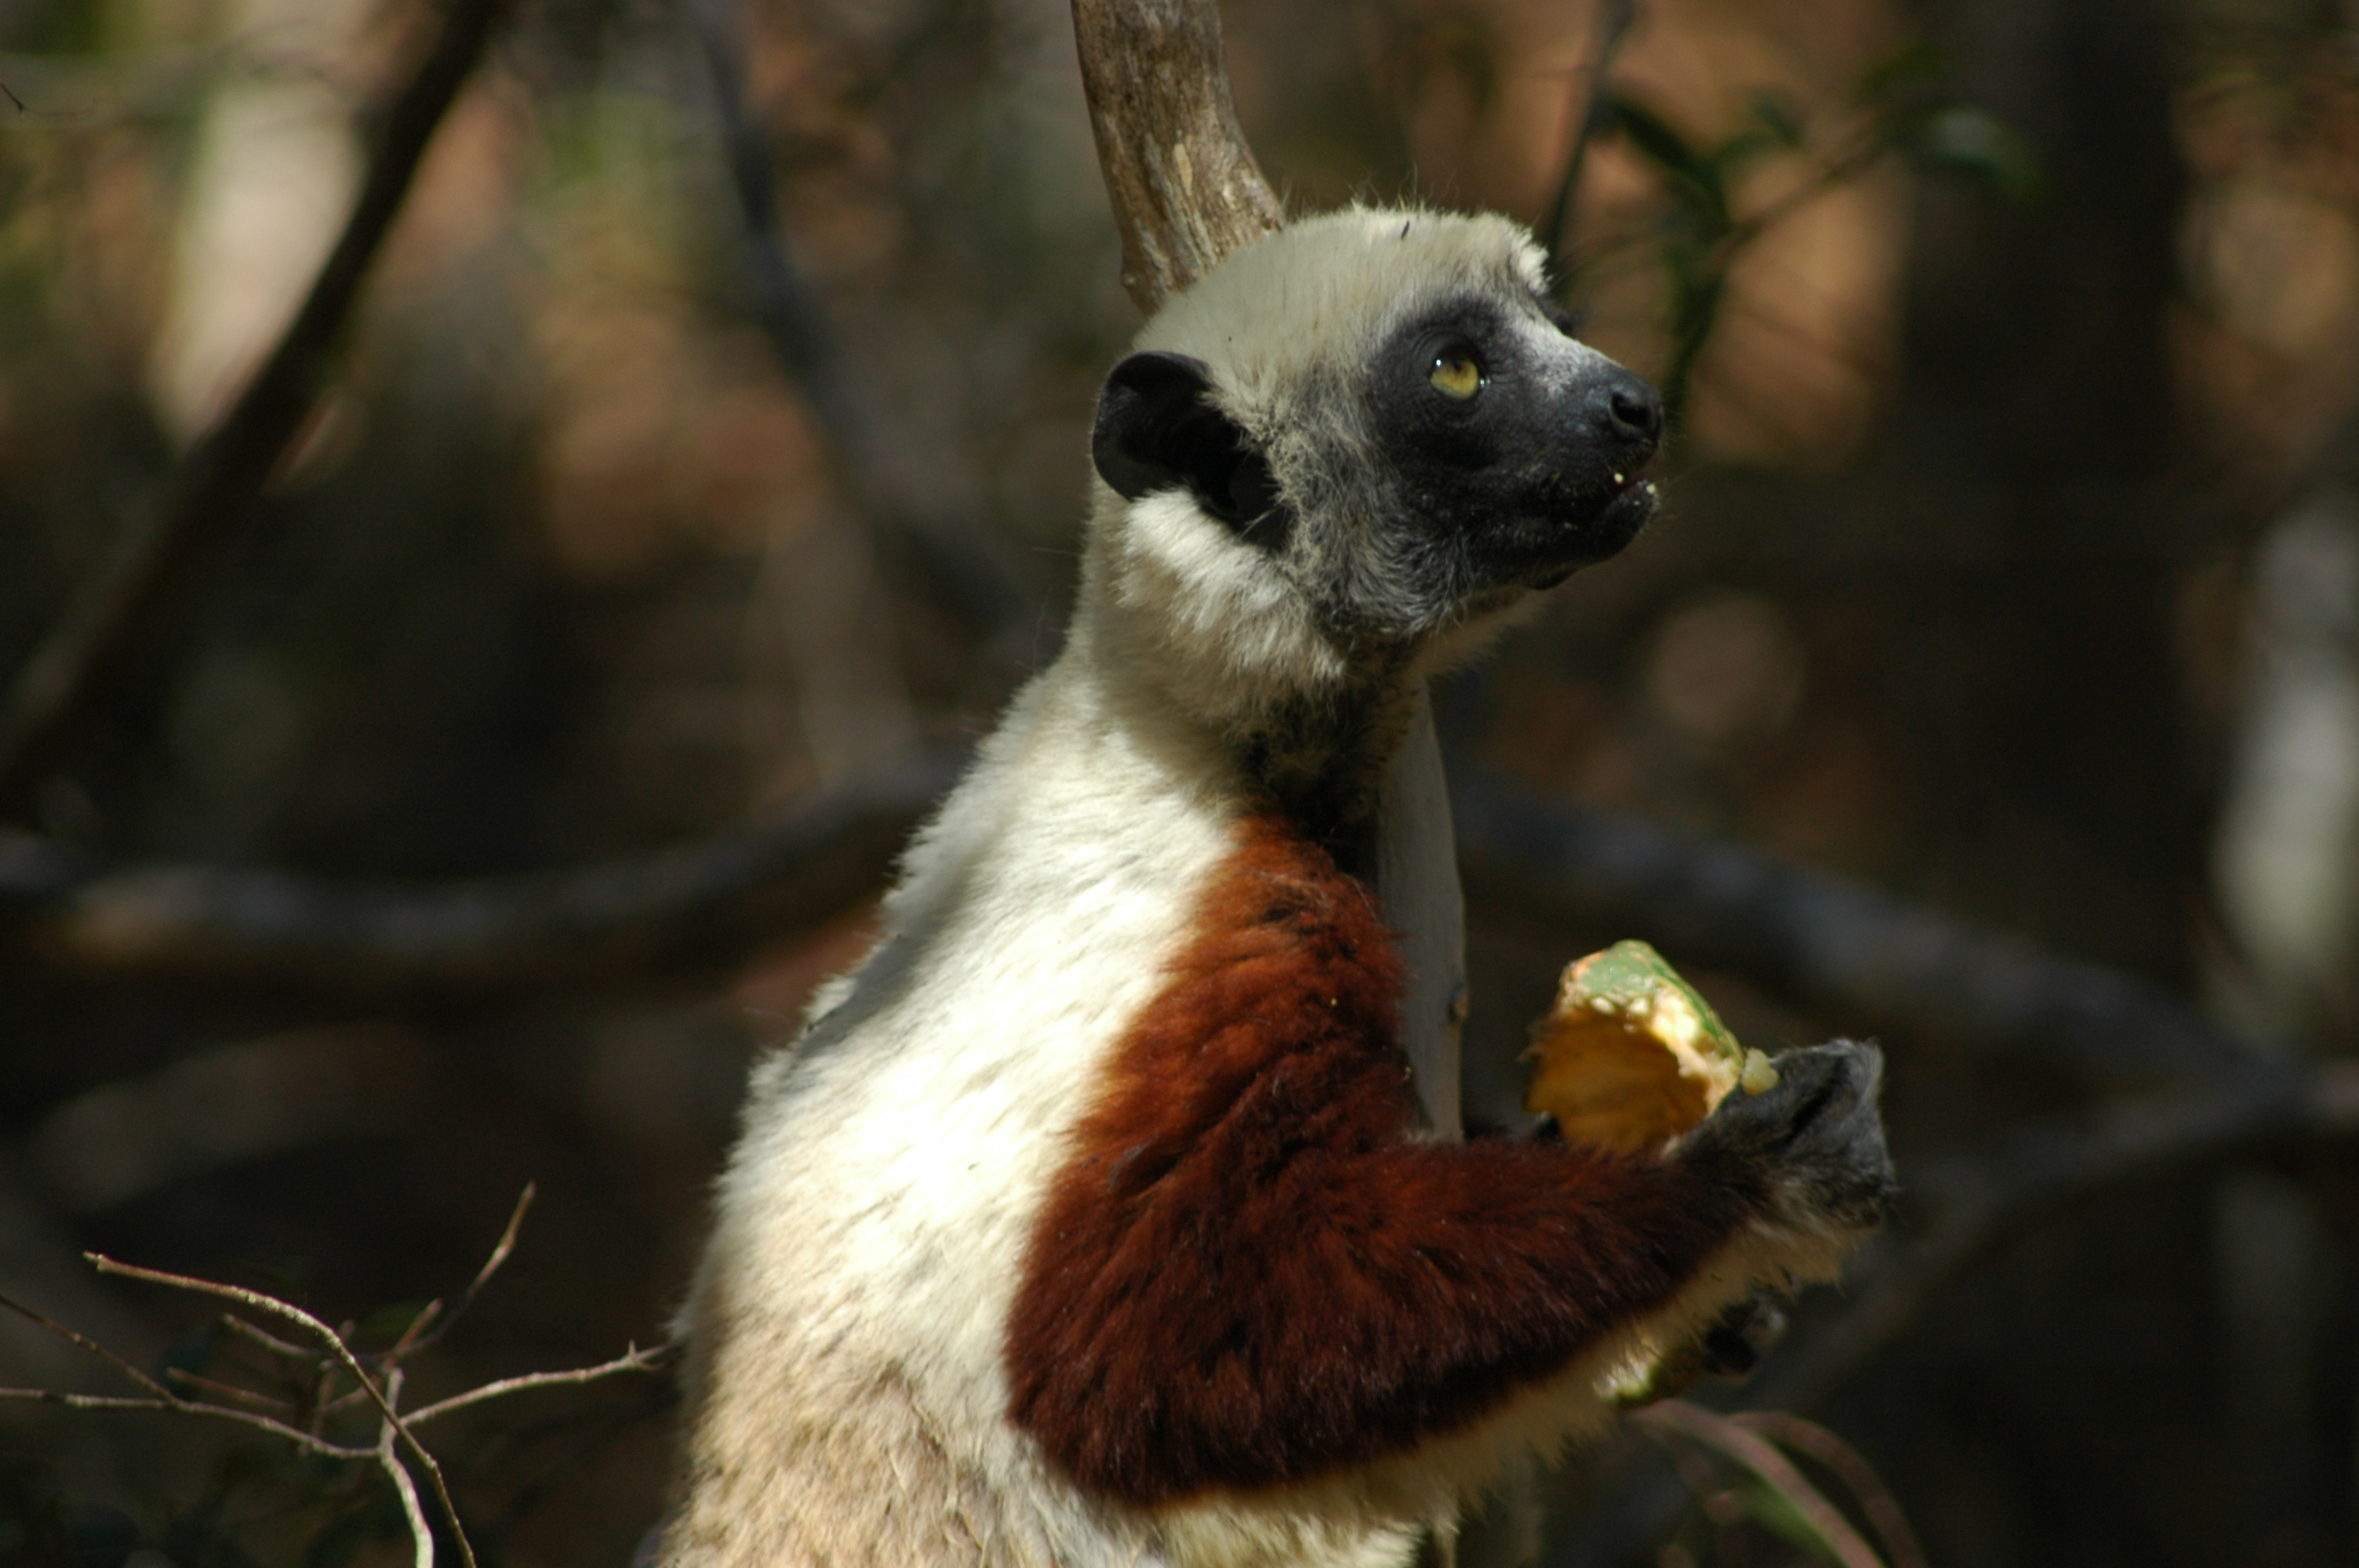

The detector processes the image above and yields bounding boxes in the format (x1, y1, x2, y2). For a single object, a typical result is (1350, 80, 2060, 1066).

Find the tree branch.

(685, 0, 1037, 644)
(2, 1212, 671, 1563)
(0, 0, 1288, 1000)
(0, 1282, 185, 1406)
(0, 0, 513, 808)
(1069, 0, 1285, 313)
(0, 748, 2295, 1110)
(379, 1368, 437, 1568)
(1451, 767, 2293, 1091)
(88, 1252, 481, 1568)
(0, 750, 958, 999)
(1537, 0, 1637, 280)
(0, 1284, 373, 1459)
(404, 1342, 674, 1427)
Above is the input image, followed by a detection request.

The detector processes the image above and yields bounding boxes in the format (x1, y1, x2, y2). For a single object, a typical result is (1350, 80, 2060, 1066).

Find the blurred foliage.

(5, 2, 2359, 1567)
(1558, 40, 2042, 426)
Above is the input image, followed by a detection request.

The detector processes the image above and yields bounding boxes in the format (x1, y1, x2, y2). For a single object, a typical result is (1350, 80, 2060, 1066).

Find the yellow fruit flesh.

(1523, 942, 1775, 1155)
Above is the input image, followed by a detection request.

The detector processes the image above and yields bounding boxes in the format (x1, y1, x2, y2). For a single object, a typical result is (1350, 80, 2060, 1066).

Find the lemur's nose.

(1594, 370, 1664, 452)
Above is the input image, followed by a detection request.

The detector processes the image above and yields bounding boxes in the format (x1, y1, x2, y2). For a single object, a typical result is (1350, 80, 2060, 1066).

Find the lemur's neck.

(1224, 664, 1469, 1140)
(1232, 651, 1423, 878)
(1070, 583, 1467, 1134)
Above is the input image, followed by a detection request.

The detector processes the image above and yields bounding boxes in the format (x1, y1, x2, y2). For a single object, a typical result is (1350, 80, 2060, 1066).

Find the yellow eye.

(1429, 353, 1482, 400)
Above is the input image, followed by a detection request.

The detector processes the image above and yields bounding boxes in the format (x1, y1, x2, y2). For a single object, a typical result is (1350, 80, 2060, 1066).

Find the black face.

(1089, 290, 1663, 622)
(1364, 296, 1662, 591)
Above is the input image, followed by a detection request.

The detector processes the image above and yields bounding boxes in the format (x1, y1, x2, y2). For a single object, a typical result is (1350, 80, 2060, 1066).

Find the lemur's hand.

(1681, 1040, 1896, 1234)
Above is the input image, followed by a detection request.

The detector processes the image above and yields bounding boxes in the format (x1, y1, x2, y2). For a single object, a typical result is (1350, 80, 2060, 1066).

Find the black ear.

(1092, 352, 1234, 504)
(1092, 351, 1286, 542)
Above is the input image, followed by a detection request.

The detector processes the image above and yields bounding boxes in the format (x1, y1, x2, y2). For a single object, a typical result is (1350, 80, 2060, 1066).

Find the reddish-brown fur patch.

(1004, 815, 1768, 1506)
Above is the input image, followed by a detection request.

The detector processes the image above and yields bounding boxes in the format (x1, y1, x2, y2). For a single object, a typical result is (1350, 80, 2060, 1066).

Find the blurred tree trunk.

(1887, 0, 2197, 979)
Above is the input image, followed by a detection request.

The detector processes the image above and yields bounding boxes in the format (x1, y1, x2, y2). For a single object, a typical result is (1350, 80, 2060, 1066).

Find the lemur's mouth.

(1594, 471, 1658, 545)
(1571, 466, 1659, 554)
(1514, 471, 1656, 591)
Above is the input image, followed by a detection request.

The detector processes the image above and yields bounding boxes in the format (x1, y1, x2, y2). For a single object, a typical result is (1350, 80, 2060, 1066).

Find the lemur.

(656, 206, 1895, 1568)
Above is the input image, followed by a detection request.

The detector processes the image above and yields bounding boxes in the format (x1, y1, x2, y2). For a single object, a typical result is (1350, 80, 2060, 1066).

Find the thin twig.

(380, 1367, 434, 1568)
(389, 1298, 443, 1359)
(684, 0, 1034, 645)
(87, 1254, 480, 1568)
(0, 1283, 180, 1403)
(1633, 1400, 1888, 1568)
(1539, 0, 1637, 280)
(0, 0, 514, 806)
(165, 1364, 297, 1412)
(1450, 764, 2295, 1092)
(405, 1341, 674, 1427)
(384, 1184, 533, 1363)
(1728, 1412, 1928, 1568)
(1, 1334, 671, 1454)
(0, 1384, 375, 1456)
(0, 748, 959, 998)
(459, 1185, 531, 1308)
(0, 1388, 169, 1414)
(219, 1311, 317, 1361)
(311, 1356, 338, 1439)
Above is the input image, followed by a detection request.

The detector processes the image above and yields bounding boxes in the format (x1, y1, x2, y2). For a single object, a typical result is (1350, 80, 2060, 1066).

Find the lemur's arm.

(1005, 817, 1892, 1507)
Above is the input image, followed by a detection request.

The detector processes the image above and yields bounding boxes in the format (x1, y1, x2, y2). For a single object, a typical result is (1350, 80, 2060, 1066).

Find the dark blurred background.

(3, 0, 2358, 1564)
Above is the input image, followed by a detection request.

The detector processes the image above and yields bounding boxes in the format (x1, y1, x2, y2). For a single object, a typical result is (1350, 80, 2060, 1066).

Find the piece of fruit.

(1523, 939, 1778, 1155)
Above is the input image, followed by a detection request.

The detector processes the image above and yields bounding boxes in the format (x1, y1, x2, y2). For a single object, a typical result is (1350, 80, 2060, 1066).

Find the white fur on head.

(1136, 207, 1551, 419)
(1080, 206, 1561, 735)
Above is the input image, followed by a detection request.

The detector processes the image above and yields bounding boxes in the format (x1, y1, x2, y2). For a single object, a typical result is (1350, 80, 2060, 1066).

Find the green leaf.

(1736, 1477, 1878, 1567)
(1853, 40, 1945, 107)
(1710, 129, 1784, 177)
(1906, 106, 2044, 201)
(1749, 93, 1808, 149)
(1604, 93, 1730, 224)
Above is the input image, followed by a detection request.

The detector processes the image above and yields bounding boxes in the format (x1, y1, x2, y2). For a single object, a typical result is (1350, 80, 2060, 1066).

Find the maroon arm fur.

(1003, 815, 1772, 1505)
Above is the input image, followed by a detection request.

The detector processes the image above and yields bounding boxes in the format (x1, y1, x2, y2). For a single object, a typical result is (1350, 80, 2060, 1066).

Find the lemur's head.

(1083, 205, 1661, 729)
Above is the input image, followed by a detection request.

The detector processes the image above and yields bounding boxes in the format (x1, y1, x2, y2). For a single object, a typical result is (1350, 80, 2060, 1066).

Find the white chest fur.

(670, 655, 1248, 1564)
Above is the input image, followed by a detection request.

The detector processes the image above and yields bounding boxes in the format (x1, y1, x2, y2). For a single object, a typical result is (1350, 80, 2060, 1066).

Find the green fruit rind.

(1563, 939, 1743, 1064)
